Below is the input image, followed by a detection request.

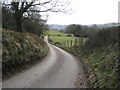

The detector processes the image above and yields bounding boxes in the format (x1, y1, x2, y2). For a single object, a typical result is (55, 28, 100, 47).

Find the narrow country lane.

(3, 36, 87, 88)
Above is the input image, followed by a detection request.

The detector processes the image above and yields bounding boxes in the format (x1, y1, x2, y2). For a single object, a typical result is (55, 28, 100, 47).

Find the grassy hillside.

(2, 29, 48, 78)
(64, 44, 119, 88)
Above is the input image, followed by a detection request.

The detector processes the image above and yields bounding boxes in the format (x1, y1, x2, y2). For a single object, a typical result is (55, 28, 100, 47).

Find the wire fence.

(62, 37, 86, 47)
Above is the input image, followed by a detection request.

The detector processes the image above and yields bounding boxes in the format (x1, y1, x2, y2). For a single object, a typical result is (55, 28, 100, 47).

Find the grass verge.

(59, 44, 119, 88)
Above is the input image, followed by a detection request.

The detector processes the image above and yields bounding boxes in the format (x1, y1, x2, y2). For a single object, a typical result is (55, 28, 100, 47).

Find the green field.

(43, 30, 87, 47)
(42, 30, 68, 36)
(50, 36, 78, 46)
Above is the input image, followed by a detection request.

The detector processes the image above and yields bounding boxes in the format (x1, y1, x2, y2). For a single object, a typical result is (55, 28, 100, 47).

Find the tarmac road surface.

(3, 36, 87, 88)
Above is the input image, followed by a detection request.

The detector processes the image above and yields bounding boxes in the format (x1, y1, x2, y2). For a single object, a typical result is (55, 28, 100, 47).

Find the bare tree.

(4, 0, 71, 32)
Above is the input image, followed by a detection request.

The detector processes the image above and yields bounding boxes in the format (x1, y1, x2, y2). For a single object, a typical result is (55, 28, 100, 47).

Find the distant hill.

(48, 24, 68, 30)
(87, 23, 120, 28)
(48, 23, 119, 30)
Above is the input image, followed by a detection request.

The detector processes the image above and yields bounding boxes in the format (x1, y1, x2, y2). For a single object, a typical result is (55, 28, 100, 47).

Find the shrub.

(84, 26, 118, 49)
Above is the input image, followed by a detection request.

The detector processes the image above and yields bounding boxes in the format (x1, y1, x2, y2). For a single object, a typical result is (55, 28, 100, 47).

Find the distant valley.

(48, 23, 119, 30)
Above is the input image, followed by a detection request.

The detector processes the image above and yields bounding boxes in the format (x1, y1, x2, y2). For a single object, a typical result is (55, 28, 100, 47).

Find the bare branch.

(25, 0, 71, 14)
(11, 2, 19, 11)
(31, 1, 51, 6)
(27, 9, 51, 12)
(22, 2, 34, 13)
(21, 2, 25, 9)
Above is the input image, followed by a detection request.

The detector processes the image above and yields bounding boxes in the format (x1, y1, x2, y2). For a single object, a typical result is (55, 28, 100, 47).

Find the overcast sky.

(47, 0, 119, 25)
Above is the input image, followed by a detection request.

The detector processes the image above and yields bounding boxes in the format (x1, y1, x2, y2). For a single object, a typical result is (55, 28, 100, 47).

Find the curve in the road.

(3, 36, 87, 88)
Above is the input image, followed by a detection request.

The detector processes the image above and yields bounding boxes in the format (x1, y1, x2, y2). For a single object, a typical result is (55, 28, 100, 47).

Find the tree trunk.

(14, 12, 23, 32)
(16, 18, 22, 32)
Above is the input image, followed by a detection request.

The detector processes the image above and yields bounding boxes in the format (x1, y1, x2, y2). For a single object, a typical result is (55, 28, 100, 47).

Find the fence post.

(75, 39, 77, 47)
(79, 37, 80, 46)
(81, 37, 83, 45)
(66, 41, 67, 46)
(65, 41, 66, 46)
(67, 41, 68, 46)
(71, 40, 72, 47)
(64, 41, 65, 47)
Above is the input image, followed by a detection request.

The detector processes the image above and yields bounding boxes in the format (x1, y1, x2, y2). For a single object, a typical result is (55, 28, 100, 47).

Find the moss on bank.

(2, 29, 48, 78)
